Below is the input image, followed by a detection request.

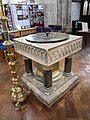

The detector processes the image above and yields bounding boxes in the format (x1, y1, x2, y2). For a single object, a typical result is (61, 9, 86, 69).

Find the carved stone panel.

(14, 35, 82, 66)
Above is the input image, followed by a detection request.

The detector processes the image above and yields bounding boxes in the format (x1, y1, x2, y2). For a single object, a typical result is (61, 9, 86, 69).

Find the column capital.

(42, 65, 53, 71)
(23, 56, 30, 60)
(67, 55, 73, 59)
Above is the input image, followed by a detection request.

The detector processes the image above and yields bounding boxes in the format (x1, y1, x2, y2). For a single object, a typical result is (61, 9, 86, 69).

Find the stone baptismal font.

(14, 32, 82, 106)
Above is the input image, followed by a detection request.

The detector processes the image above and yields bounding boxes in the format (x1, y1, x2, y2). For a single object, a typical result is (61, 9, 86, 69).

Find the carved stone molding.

(14, 35, 82, 66)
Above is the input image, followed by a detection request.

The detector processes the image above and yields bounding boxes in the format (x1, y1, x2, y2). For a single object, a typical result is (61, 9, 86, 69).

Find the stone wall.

(71, 2, 81, 21)
(2, 0, 80, 28)
(35, 0, 57, 27)
(35, 0, 72, 29)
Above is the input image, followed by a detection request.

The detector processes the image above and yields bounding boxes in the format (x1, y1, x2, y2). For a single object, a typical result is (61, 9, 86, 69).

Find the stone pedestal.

(14, 34, 82, 106)
(35, 0, 72, 27)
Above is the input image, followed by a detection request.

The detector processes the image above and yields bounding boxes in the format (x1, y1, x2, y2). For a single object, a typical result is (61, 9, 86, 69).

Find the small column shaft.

(23, 57, 33, 74)
(43, 70, 52, 88)
(63, 56, 72, 76)
(64, 57, 72, 73)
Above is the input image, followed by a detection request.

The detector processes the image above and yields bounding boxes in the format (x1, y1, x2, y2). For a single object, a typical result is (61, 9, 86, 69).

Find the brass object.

(0, 2, 27, 110)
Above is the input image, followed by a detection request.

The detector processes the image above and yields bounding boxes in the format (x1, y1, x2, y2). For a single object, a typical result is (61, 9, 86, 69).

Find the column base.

(63, 72, 72, 77)
(21, 72, 78, 107)
(24, 72, 33, 76)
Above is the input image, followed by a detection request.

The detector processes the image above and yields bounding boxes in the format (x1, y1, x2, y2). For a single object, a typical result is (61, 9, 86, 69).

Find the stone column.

(62, 0, 67, 29)
(42, 66, 52, 88)
(43, 70, 52, 88)
(23, 56, 33, 75)
(35, 0, 57, 27)
(63, 55, 72, 77)
(61, 0, 72, 30)
(66, 0, 72, 30)
(57, 0, 62, 25)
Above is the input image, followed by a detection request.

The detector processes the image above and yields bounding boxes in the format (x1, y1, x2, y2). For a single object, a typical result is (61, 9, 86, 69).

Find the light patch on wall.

(88, 2, 90, 15)
(71, 2, 81, 21)
(83, 0, 88, 15)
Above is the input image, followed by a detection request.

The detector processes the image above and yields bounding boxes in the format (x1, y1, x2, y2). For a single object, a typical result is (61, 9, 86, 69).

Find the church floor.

(0, 46, 90, 120)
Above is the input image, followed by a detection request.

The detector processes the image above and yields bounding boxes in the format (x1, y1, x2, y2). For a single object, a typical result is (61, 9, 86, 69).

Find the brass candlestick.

(0, 3, 27, 110)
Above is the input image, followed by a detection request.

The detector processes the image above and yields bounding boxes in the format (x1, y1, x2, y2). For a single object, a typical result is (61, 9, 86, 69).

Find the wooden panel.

(0, 50, 4, 59)
(0, 27, 36, 40)
(9, 30, 21, 38)
(0, 34, 2, 40)
(20, 27, 36, 37)
(0, 31, 21, 40)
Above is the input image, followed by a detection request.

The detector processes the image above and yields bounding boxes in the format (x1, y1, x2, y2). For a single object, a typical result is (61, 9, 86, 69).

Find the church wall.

(2, 0, 81, 27)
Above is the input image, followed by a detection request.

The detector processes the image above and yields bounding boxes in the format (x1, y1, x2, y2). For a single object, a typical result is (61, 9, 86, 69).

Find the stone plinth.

(14, 33, 82, 106)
